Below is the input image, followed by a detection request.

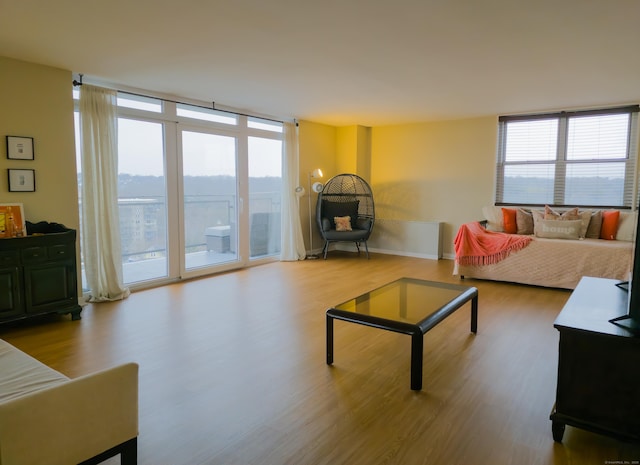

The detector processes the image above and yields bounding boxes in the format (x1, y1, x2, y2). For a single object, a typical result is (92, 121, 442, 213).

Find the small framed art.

(8, 169, 35, 192)
(6, 136, 34, 160)
(0, 203, 26, 238)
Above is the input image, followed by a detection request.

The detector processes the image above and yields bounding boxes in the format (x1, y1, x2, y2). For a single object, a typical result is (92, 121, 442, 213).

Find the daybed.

(453, 206, 635, 289)
(0, 339, 138, 465)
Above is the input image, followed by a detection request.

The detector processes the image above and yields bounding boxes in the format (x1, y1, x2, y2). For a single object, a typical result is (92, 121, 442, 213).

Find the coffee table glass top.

(332, 278, 475, 325)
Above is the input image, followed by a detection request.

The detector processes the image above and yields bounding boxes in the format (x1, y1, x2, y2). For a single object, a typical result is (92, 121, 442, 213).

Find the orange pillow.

(502, 208, 517, 234)
(600, 210, 620, 240)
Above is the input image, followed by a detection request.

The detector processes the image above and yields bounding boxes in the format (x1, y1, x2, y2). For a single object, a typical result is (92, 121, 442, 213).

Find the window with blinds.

(495, 105, 639, 208)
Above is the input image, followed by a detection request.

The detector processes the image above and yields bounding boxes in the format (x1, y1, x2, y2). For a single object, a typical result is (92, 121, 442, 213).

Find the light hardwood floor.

(2, 253, 640, 465)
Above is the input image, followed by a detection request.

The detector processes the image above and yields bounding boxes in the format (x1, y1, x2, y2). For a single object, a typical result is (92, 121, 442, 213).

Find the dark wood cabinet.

(0, 229, 82, 323)
(551, 276, 640, 442)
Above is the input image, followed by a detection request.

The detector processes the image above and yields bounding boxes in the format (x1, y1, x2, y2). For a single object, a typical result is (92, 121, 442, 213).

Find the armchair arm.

(355, 217, 372, 230)
(0, 362, 138, 465)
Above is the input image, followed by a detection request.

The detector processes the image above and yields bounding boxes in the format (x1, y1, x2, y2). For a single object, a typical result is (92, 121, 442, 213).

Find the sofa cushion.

(516, 208, 534, 235)
(617, 211, 637, 242)
(532, 209, 545, 236)
(482, 206, 504, 232)
(0, 339, 68, 403)
(501, 208, 517, 234)
(601, 210, 620, 240)
(536, 219, 582, 240)
(586, 210, 603, 239)
(544, 205, 579, 220)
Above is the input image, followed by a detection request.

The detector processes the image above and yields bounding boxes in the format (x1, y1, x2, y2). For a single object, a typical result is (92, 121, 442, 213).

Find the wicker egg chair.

(315, 174, 375, 259)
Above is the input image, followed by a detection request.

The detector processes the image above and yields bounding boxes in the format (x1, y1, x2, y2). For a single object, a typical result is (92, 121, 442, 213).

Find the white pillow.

(617, 211, 637, 242)
(482, 206, 504, 232)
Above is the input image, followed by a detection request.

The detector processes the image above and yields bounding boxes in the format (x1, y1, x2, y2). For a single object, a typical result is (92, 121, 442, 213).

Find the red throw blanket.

(454, 221, 533, 266)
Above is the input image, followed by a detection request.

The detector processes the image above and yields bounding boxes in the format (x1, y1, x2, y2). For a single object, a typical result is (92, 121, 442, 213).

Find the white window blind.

(496, 105, 639, 208)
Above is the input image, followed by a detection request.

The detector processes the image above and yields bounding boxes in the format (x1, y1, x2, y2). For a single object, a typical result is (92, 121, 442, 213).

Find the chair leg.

(355, 242, 361, 254)
(364, 240, 369, 259)
(323, 241, 329, 259)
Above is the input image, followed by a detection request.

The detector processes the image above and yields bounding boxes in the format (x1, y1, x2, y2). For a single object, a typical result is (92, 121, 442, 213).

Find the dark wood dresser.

(551, 276, 640, 442)
(0, 228, 82, 323)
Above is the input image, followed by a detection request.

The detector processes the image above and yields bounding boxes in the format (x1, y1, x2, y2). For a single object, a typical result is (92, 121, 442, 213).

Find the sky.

(74, 114, 283, 178)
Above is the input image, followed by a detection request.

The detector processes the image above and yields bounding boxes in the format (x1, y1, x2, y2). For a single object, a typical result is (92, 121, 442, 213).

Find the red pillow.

(600, 210, 620, 240)
(502, 208, 517, 234)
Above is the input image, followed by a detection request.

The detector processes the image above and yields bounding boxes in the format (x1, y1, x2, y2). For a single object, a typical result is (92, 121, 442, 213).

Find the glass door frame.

(176, 123, 251, 280)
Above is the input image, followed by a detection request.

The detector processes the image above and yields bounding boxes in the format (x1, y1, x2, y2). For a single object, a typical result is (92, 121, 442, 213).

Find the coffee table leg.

(471, 296, 478, 334)
(326, 313, 334, 365)
(410, 332, 423, 390)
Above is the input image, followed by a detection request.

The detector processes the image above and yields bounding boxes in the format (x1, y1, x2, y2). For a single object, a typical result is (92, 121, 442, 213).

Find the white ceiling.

(1, 0, 638, 126)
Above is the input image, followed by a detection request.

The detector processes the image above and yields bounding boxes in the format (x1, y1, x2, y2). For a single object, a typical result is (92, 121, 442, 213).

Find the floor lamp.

(307, 168, 324, 259)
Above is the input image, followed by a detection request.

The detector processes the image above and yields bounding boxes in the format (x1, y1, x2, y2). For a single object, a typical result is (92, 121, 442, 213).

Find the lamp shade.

(311, 182, 324, 193)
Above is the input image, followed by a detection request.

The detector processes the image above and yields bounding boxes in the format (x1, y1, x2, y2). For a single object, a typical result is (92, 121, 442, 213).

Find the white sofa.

(0, 339, 138, 465)
(454, 206, 635, 289)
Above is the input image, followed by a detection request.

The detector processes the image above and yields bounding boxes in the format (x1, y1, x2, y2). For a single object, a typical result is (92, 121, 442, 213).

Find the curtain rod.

(72, 74, 285, 125)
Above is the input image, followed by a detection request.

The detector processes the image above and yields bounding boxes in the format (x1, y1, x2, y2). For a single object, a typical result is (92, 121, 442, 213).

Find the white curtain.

(79, 85, 130, 301)
(280, 122, 307, 260)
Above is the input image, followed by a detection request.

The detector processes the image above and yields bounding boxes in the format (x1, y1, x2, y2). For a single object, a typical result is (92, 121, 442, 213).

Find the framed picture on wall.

(6, 136, 34, 160)
(0, 203, 26, 238)
(8, 169, 35, 192)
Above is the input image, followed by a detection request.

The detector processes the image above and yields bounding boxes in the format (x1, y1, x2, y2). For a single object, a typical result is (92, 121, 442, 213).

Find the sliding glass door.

(248, 135, 282, 258)
(117, 118, 169, 283)
(181, 130, 239, 272)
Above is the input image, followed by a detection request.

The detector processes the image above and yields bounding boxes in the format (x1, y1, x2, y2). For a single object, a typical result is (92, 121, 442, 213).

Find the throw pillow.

(536, 219, 582, 240)
(532, 209, 545, 236)
(502, 208, 517, 234)
(516, 208, 534, 235)
(586, 210, 603, 239)
(482, 206, 504, 232)
(616, 211, 637, 242)
(541, 205, 590, 237)
(600, 210, 621, 240)
(334, 216, 352, 232)
(577, 209, 592, 238)
(544, 205, 579, 220)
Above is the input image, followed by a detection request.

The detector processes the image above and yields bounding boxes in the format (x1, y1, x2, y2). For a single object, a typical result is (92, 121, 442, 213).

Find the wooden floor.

(2, 253, 640, 465)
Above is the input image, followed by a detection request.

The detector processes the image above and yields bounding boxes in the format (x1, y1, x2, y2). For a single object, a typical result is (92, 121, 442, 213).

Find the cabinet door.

(23, 260, 77, 314)
(0, 266, 23, 319)
(557, 330, 640, 439)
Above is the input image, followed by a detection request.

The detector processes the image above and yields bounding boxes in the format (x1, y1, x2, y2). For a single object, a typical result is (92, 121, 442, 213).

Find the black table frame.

(326, 279, 478, 390)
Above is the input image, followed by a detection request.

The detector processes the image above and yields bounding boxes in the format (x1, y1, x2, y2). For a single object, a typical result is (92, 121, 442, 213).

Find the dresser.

(551, 276, 640, 442)
(0, 228, 82, 323)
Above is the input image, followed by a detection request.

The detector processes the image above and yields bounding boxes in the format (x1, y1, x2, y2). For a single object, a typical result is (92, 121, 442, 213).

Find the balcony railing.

(79, 193, 281, 286)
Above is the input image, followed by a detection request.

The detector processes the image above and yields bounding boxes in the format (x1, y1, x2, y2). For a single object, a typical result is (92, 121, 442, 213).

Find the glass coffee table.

(326, 277, 478, 390)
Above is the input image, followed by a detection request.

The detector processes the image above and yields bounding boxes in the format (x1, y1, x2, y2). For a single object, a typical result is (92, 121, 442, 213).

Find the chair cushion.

(323, 229, 370, 241)
(322, 200, 359, 229)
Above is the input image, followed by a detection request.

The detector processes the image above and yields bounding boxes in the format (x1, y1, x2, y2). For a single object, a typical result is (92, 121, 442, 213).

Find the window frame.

(74, 89, 285, 291)
(495, 105, 640, 209)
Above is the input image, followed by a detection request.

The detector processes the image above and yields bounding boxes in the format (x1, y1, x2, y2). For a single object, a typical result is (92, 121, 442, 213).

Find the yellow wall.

(0, 57, 79, 230)
(336, 126, 358, 175)
(298, 120, 336, 252)
(371, 117, 497, 256)
(336, 125, 372, 182)
(300, 117, 498, 257)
